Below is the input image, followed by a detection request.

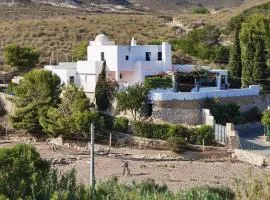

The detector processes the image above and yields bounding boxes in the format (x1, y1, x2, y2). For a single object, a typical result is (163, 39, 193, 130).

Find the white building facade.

(44, 34, 260, 100)
(45, 34, 172, 93)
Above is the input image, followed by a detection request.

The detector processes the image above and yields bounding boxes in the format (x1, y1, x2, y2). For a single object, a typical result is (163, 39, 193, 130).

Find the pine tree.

(241, 32, 255, 87)
(253, 35, 267, 88)
(95, 61, 110, 111)
(229, 26, 242, 88)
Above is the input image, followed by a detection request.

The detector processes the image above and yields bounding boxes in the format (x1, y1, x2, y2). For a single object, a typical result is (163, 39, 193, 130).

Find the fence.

(214, 124, 227, 144)
(202, 108, 240, 149)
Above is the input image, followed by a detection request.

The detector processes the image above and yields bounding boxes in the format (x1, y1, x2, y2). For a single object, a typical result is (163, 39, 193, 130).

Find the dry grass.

(174, 0, 270, 28)
(0, 14, 175, 64)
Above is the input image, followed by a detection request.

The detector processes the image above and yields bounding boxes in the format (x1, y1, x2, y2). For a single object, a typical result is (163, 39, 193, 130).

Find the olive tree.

(116, 84, 149, 120)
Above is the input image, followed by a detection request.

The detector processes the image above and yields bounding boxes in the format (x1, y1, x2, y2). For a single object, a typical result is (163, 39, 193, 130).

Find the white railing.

(149, 85, 260, 101)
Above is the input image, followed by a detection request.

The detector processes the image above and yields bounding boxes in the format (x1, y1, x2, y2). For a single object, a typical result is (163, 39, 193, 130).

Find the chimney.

(131, 37, 137, 46)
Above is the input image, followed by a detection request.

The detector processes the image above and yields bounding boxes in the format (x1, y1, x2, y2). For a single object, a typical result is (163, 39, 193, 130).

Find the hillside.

(174, 0, 270, 29)
(0, 0, 247, 14)
(0, 0, 268, 71)
(0, 14, 175, 67)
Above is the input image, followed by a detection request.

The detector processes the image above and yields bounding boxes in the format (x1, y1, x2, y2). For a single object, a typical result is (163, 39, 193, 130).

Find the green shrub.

(132, 121, 198, 142)
(242, 107, 262, 123)
(6, 82, 17, 94)
(169, 26, 229, 64)
(144, 76, 172, 89)
(195, 125, 214, 145)
(167, 136, 186, 153)
(192, 7, 210, 14)
(211, 103, 241, 125)
(132, 121, 173, 140)
(178, 186, 235, 200)
(168, 124, 190, 139)
(97, 113, 114, 130)
(0, 144, 50, 199)
(113, 117, 129, 133)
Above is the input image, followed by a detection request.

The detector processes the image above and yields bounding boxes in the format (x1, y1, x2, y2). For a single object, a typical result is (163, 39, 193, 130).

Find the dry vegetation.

(0, 0, 268, 66)
(174, 0, 270, 28)
(0, 14, 175, 64)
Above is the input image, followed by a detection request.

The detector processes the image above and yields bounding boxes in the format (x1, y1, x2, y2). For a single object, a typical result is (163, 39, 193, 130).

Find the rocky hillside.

(0, 0, 247, 14)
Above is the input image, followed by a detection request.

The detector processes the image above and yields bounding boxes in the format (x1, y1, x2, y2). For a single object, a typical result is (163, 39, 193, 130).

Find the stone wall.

(116, 133, 167, 150)
(202, 109, 215, 127)
(233, 149, 267, 167)
(151, 94, 270, 125)
(152, 99, 202, 125)
(226, 123, 240, 150)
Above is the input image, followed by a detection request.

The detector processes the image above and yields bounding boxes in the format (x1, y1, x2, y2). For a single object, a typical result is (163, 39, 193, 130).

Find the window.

(145, 52, 151, 61)
(158, 52, 162, 61)
(126, 55, 129, 60)
(120, 73, 122, 79)
(69, 76, 75, 84)
(101, 52, 105, 61)
(221, 75, 226, 84)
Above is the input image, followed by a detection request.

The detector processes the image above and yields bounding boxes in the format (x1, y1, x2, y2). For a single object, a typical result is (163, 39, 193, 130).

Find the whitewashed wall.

(149, 85, 261, 101)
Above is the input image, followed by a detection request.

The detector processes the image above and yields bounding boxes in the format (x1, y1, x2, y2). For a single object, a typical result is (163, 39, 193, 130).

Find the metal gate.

(214, 124, 227, 144)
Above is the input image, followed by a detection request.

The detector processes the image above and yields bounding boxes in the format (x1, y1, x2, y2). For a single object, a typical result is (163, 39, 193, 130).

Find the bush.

(211, 103, 241, 125)
(132, 121, 186, 140)
(0, 144, 91, 199)
(167, 136, 186, 153)
(242, 107, 262, 123)
(169, 26, 229, 64)
(178, 186, 235, 200)
(195, 125, 214, 145)
(6, 82, 17, 94)
(132, 121, 170, 139)
(192, 7, 210, 14)
(168, 124, 190, 139)
(0, 144, 50, 199)
(144, 76, 172, 89)
(113, 117, 129, 133)
(97, 113, 114, 130)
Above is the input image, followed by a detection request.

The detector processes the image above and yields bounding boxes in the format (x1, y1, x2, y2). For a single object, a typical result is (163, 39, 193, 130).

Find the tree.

(4, 44, 40, 69)
(229, 25, 242, 88)
(0, 144, 90, 199)
(116, 84, 149, 120)
(72, 40, 88, 61)
(241, 32, 255, 87)
(95, 61, 110, 111)
(0, 144, 50, 199)
(253, 35, 267, 86)
(262, 110, 270, 126)
(39, 85, 98, 137)
(262, 109, 270, 137)
(10, 70, 61, 131)
(240, 14, 270, 88)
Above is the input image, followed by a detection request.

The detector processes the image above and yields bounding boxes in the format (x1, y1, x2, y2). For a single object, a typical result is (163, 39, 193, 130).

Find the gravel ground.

(1, 140, 270, 191)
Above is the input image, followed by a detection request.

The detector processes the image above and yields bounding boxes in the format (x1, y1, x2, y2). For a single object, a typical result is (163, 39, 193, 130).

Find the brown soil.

(1, 138, 269, 191)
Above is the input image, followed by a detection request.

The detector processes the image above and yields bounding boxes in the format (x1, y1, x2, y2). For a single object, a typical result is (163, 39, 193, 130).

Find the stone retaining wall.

(116, 133, 167, 150)
(152, 94, 270, 125)
(233, 149, 267, 167)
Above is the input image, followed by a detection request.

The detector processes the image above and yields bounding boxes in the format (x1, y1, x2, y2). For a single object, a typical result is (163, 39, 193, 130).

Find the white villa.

(45, 34, 172, 93)
(45, 34, 260, 100)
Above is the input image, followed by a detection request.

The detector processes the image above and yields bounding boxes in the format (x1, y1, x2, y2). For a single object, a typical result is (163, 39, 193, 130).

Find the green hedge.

(97, 113, 129, 133)
(195, 125, 215, 145)
(132, 121, 192, 140)
(132, 121, 214, 145)
(113, 117, 129, 133)
(144, 76, 172, 89)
